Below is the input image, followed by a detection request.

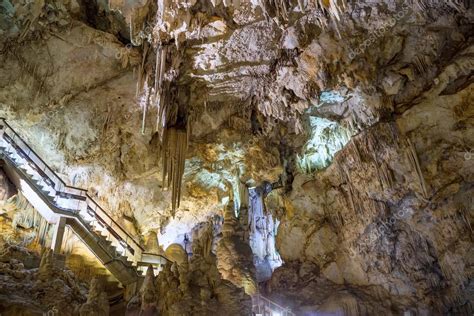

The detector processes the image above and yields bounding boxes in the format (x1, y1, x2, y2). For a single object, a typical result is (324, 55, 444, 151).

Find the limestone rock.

(79, 278, 110, 316)
(37, 248, 55, 281)
(216, 201, 257, 295)
(0, 0, 472, 314)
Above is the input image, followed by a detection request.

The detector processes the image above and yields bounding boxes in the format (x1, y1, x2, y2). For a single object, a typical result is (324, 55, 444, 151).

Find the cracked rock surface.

(0, 0, 473, 314)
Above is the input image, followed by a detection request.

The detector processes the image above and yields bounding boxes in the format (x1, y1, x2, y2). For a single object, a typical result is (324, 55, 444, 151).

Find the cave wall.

(274, 81, 473, 313)
(0, 0, 473, 314)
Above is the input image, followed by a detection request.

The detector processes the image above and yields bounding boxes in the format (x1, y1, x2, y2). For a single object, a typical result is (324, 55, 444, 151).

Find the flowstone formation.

(0, 0, 473, 315)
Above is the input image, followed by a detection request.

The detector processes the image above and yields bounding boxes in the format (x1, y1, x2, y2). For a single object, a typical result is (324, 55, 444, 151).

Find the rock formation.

(154, 221, 252, 315)
(216, 199, 257, 295)
(0, 244, 87, 315)
(0, 169, 15, 201)
(144, 231, 164, 255)
(79, 278, 110, 316)
(0, 0, 473, 314)
(126, 265, 157, 315)
(37, 248, 55, 281)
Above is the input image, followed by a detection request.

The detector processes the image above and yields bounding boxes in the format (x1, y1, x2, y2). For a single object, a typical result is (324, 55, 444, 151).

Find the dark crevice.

(75, 0, 130, 44)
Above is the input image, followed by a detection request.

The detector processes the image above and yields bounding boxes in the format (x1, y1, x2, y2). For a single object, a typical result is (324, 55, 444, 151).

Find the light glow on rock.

(297, 116, 353, 173)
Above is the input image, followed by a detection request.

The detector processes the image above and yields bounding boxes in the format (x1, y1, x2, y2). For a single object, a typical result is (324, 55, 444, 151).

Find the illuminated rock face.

(0, 169, 16, 201)
(297, 116, 353, 173)
(0, 0, 473, 315)
(248, 186, 282, 282)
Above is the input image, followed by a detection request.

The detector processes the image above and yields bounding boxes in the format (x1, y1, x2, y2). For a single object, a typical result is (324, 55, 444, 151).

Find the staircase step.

(41, 191, 55, 199)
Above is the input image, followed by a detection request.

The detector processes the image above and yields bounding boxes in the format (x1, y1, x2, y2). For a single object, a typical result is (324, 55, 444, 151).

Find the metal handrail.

(252, 294, 295, 316)
(0, 118, 144, 254)
(0, 119, 86, 196)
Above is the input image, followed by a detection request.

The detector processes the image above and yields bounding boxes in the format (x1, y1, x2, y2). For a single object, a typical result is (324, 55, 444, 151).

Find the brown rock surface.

(0, 0, 472, 314)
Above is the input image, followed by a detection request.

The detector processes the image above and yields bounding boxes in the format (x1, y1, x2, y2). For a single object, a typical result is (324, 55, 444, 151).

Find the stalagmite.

(140, 265, 157, 313)
(248, 186, 282, 281)
(222, 199, 238, 237)
(216, 198, 257, 294)
(37, 248, 54, 281)
(79, 278, 110, 316)
(144, 231, 164, 255)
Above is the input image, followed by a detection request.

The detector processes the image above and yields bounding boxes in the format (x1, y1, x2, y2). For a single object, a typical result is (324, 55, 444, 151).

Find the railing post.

(109, 217, 113, 243)
(51, 217, 67, 253)
(124, 236, 128, 258)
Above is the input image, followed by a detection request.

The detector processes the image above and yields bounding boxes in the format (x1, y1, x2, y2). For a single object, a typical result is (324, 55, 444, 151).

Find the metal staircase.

(0, 118, 167, 286)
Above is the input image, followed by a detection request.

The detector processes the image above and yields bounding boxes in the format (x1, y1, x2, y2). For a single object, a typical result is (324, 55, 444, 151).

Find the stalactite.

(258, 0, 290, 22)
(367, 133, 387, 191)
(339, 162, 358, 215)
(154, 46, 162, 96)
(162, 127, 188, 213)
(308, 0, 347, 21)
(298, 0, 305, 12)
(459, 207, 472, 238)
(379, 162, 394, 190)
(62, 227, 76, 254)
(11, 192, 52, 246)
(142, 85, 151, 134)
(130, 15, 134, 46)
(155, 45, 169, 137)
(157, 0, 167, 19)
(406, 138, 429, 198)
(277, 0, 289, 21)
(137, 41, 150, 97)
(351, 141, 362, 165)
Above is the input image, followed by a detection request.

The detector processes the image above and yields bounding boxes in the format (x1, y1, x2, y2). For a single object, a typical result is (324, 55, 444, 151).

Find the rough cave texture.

(0, 243, 89, 315)
(126, 221, 252, 315)
(0, 0, 473, 315)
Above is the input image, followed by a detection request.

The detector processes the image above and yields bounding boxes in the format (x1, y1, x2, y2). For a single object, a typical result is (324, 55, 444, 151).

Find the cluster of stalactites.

(315, 0, 347, 21)
(154, 44, 179, 141)
(135, 30, 188, 213)
(11, 192, 52, 246)
(257, 0, 347, 22)
(137, 44, 168, 134)
(162, 127, 188, 213)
